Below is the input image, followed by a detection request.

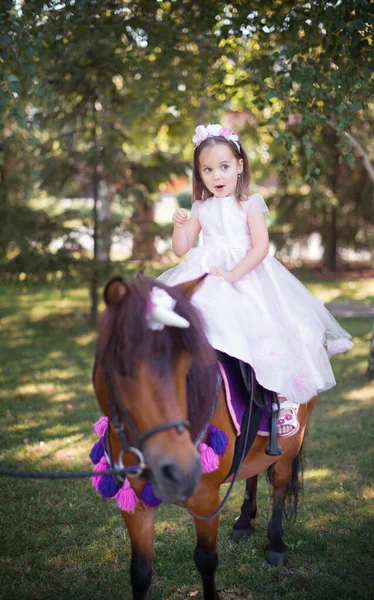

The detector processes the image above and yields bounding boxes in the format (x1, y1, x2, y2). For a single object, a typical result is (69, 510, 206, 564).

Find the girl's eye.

(221, 164, 229, 170)
(204, 168, 212, 173)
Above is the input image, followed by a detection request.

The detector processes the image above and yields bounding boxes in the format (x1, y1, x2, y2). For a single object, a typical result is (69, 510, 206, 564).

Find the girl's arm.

(230, 213, 269, 280)
(210, 212, 269, 282)
(172, 208, 202, 256)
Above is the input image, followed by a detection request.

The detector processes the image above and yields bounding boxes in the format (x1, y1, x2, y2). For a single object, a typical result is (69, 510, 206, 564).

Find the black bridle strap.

(104, 370, 192, 452)
(137, 420, 191, 444)
(104, 370, 137, 453)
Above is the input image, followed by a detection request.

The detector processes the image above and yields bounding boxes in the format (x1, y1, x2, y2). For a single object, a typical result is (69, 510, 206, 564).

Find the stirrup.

(265, 397, 282, 456)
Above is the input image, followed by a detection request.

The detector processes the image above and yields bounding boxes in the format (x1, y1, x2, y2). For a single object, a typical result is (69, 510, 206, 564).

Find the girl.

(158, 124, 353, 437)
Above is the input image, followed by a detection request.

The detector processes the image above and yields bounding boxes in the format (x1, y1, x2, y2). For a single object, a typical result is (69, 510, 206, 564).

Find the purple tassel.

(98, 474, 120, 498)
(89, 436, 105, 464)
(141, 482, 162, 507)
(92, 456, 110, 489)
(207, 425, 228, 456)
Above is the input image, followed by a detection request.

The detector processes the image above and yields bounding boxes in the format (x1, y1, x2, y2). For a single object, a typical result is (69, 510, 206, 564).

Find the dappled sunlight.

(304, 467, 335, 481)
(47, 351, 65, 361)
(71, 332, 96, 346)
(328, 389, 373, 418)
(15, 370, 87, 396)
(11, 432, 92, 468)
(345, 385, 373, 403)
(52, 391, 77, 402)
(361, 486, 374, 502)
(15, 382, 57, 396)
(306, 278, 374, 304)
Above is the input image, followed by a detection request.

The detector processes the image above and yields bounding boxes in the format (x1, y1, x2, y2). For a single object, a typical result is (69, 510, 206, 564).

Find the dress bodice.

(191, 194, 269, 250)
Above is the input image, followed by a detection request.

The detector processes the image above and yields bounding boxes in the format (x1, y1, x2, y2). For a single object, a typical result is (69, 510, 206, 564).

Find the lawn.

(0, 275, 373, 600)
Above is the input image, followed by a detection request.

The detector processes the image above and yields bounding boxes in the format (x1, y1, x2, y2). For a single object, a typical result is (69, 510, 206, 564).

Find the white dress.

(158, 194, 353, 405)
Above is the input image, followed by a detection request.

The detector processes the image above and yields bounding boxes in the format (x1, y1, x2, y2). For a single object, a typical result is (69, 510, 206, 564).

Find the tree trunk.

(90, 162, 99, 327)
(131, 200, 158, 261)
(368, 321, 374, 380)
(323, 204, 338, 271)
(321, 127, 349, 271)
(97, 180, 114, 265)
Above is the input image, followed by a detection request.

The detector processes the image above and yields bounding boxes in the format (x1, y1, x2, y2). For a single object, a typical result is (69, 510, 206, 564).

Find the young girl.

(158, 124, 353, 437)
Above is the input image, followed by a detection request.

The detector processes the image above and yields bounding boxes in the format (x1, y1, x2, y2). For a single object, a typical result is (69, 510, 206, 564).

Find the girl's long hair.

(192, 136, 250, 203)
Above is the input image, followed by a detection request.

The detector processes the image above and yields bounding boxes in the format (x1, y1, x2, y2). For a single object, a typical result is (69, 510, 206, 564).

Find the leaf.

(352, 101, 363, 112)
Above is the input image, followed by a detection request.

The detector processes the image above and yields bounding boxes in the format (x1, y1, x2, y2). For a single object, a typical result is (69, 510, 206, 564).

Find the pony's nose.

(158, 456, 201, 499)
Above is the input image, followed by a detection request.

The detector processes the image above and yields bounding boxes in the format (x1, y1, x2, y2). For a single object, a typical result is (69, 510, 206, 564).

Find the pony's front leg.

(191, 489, 221, 600)
(121, 505, 157, 600)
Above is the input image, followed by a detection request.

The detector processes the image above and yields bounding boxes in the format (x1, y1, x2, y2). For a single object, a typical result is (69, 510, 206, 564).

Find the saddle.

(215, 351, 281, 480)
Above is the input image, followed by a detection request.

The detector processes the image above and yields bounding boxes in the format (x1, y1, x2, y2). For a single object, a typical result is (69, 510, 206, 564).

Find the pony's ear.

(104, 276, 128, 306)
(174, 274, 208, 299)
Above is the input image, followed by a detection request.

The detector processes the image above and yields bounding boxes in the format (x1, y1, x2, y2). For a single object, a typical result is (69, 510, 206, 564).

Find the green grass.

(0, 278, 373, 600)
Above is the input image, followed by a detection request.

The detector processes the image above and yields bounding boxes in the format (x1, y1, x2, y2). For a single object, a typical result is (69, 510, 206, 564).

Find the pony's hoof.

(266, 549, 288, 566)
(231, 527, 254, 542)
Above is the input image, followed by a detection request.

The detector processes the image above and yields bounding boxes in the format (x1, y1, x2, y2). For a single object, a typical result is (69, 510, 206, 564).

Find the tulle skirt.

(158, 246, 353, 405)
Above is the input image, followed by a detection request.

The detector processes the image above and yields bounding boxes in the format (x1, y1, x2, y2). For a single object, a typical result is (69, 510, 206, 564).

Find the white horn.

(147, 287, 190, 331)
(151, 305, 190, 329)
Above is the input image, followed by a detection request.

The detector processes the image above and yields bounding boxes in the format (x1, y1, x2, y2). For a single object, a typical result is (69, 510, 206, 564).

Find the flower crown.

(192, 124, 240, 152)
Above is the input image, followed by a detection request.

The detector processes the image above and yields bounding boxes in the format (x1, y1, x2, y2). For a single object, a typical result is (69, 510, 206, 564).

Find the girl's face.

(199, 143, 243, 198)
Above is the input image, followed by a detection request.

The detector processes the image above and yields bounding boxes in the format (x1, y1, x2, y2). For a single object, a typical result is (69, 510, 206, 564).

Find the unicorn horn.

(147, 287, 190, 331)
(151, 305, 190, 329)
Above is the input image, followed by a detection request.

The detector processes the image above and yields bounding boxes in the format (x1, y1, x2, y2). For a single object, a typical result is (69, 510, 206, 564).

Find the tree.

(1, 0, 372, 303)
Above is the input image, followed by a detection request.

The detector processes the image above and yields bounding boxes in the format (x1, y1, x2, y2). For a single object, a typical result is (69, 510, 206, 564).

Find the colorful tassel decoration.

(89, 436, 105, 464)
(92, 456, 110, 490)
(98, 474, 120, 498)
(199, 443, 219, 473)
(115, 479, 139, 513)
(207, 425, 228, 456)
(94, 416, 109, 437)
(141, 482, 162, 507)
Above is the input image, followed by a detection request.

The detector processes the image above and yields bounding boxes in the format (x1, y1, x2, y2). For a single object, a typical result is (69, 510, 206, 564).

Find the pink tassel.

(115, 479, 139, 513)
(92, 456, 110, 490)
(199, 443, 219, 473)
(94, 416, 109, 437)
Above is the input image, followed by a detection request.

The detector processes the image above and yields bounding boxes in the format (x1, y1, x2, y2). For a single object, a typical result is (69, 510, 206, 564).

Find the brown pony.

(93, 274, 317, 600)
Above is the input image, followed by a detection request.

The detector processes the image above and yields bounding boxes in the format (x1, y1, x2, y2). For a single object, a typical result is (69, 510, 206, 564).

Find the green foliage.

(0, 0, 372, 288)
(176, 190, 192, 209)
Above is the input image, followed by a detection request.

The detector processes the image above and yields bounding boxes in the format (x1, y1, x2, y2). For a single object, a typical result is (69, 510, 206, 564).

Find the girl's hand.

(209, 267, 236, 283)
(172, 208, 189, 228)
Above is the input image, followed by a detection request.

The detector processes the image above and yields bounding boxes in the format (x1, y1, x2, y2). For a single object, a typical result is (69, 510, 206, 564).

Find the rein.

(1, 366, 254, 522)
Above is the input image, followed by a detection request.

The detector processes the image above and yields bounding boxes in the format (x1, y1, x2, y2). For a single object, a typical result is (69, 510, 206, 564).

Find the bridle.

(104, 370, 192, 482)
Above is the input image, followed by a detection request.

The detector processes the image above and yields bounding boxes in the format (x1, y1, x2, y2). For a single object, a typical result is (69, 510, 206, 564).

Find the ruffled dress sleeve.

(190, 200, 202, 221)
(243, 193, 269, 217)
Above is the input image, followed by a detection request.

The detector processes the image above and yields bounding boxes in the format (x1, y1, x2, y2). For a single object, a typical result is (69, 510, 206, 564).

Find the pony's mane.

(97, 275, 218, 439)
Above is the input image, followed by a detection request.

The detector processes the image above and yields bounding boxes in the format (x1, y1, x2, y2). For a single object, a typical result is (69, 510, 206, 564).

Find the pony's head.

(94, 274, 217, 502)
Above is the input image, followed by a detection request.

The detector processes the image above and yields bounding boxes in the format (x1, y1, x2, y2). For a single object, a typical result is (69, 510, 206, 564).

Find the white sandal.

(272, 400, 300, 438)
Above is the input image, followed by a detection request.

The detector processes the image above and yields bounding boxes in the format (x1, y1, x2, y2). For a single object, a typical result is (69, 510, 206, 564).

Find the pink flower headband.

(192, 124, 240, 152)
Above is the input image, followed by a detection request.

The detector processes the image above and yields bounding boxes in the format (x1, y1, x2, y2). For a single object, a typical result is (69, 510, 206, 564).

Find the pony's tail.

(267, 443, 304, 524)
